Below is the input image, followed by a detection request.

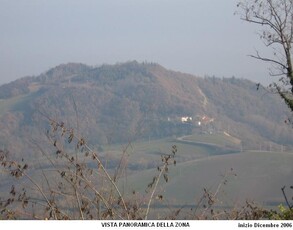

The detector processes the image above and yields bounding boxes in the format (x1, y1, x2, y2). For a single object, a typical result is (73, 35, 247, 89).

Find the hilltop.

(0, 61, 292, 158)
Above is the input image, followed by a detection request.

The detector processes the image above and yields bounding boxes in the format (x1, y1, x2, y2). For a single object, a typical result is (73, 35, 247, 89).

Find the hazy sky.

(0, 0, 273, 85)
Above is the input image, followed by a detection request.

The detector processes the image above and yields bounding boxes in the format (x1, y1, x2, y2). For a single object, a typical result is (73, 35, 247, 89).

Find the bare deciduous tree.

(237, 0, 293, 112)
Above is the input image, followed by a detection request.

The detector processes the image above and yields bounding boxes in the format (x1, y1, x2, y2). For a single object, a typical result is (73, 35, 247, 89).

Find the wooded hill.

(0, 61, 292, 157)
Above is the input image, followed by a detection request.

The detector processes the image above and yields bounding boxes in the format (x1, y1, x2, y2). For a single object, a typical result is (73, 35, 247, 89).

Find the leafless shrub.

(0, 119, 178, 220)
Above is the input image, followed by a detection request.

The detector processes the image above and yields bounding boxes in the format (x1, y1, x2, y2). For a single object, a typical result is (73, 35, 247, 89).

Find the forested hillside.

(0, 61, 292, 158)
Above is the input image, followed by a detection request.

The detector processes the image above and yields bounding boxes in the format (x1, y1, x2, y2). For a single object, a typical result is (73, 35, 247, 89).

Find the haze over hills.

(1, 61, 293, 216)
(0, 61, 292, 158)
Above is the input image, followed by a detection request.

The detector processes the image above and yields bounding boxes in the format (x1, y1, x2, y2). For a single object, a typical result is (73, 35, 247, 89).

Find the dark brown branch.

(281, 186, 293, 210)
(248, 53, 287, 69)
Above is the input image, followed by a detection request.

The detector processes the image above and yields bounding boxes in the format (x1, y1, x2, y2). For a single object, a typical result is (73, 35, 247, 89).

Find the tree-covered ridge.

(0, 61, 292, 156)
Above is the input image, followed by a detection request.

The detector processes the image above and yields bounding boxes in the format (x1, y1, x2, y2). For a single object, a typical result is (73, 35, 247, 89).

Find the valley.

(0, 61, 293, 219)
(113, 134, 292, 207)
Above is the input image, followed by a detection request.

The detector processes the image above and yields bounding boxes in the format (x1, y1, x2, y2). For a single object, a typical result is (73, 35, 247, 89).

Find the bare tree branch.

(237, 0, 293, 112)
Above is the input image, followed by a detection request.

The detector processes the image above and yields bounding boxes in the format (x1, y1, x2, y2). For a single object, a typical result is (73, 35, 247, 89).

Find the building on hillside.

(201, 115, 214, 125)
(196, 115, 215, 134)
(181, 116, 193, 123)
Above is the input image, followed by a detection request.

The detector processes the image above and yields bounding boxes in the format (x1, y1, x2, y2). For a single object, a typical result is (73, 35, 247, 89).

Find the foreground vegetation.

(0, 119, 292, 220)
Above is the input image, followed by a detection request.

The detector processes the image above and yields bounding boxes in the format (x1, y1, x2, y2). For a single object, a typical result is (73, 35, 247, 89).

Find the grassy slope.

(0, 95, 26, 117)
(124, 151, 293, 208)
(0, 85, 41, 118)
(118, 134, 293, 208)
(1, 129, 292, 210)
(183, 133, 242, 146)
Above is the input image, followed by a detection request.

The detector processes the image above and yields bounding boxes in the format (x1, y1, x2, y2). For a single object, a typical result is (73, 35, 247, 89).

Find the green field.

(182, 133, 242, 146)
(1, 132, 292, 213)
(104, 133, 241, 167)
(119, 151, 293, 215)
(111, 135, 293, 209)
